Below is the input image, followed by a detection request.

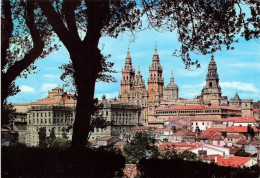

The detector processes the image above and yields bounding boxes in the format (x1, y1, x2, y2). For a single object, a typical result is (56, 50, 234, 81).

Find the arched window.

(209, 82, 212, 88)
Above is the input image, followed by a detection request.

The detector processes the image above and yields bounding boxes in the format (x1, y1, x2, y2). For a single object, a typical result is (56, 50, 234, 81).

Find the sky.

(8, 27, 260, 104)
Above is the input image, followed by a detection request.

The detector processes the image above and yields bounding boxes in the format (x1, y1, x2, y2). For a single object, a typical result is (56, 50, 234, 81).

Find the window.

(209, 82, 212, 88)
(45, 113, 47, 117)
(41, 119, 43, 124)
(202, 122, 204, 125)
(106, 111, 108, 116)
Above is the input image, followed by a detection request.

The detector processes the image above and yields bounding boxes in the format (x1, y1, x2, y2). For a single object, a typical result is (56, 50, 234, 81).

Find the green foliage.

(160, 145, 197, 161)
(123, 132, 160, 163)
(50, 137, 71, 149)
(1, 100, 16, 127)
(247, 124, 255, 137)
(177, 150, 197, 161)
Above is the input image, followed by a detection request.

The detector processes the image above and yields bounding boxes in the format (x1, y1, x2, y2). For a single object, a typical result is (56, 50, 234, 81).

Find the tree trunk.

(70, 44, 102, 150)
(38, 0, 110, 150)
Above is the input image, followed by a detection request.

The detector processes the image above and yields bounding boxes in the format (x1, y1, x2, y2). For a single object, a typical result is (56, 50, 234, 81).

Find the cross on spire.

(211, 53, 214, 60)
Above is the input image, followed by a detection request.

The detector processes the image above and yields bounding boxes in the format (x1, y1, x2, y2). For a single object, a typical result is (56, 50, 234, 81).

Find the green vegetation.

(123, 132, 160, 163)
(50, 137, 71, 149)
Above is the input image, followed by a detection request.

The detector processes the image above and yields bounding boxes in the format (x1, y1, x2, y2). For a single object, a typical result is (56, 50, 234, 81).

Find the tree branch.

(82, 0, 109, 46)
(3, 1, 44, 86)
(62, 0, 81, 42)
(37, 0, 76, 51)
(1, 0, 13, 71)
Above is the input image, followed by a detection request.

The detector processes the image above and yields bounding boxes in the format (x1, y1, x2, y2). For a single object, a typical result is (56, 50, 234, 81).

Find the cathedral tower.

(148, 44, 164, 102)
(119, 47, 135, 103)
(133, 66, 148, 106)
(201, 55, 222, 105)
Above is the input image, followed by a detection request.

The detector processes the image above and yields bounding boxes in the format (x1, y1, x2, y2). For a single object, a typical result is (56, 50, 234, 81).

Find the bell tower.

(119, 47, 135, 103)
(148, 43, 164, 102)
(201, 55, 222, 105)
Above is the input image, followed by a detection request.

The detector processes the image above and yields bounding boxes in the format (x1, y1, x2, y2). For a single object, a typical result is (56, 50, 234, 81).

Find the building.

(26, 105, 75, 146)
(13, 86, 77, 146)
(89, 98, 142, 141)
(117, 47, 254, 128)
(216, 156, 258, 168)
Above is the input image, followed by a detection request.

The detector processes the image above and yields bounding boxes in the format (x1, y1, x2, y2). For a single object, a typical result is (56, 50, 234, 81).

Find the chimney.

(214, 156, 218, 163)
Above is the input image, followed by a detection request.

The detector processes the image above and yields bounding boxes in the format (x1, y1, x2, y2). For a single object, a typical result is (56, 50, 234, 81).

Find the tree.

(123, 132, 159, 163)
(46, 127, 56, 146)
(18, 0, 259, 150)
(38, 127, 47, 148)
(177, 150, 197, 161)
(1, 0, 58, 125)
(247, 124, 255, 138)
(37, 0, 141, 150)
(50, 137, 71, 149)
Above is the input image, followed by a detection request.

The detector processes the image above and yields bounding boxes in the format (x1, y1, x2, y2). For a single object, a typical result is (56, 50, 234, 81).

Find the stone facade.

(89, 99, 142, 141)
(26, 105, 75, 146)
(201, 55, 222, 105)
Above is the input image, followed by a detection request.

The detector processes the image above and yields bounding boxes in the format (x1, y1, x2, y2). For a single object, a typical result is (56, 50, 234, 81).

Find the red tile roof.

(98, 136, 113, 141)
(226, 134, 243, 139)
(225, 126, 258, 133)
(226, 116, 257, 123)
(158, 142, 199, 150)
(198, 130, 221, 140)
(237, 137, 247, 145)
(1, 128, 10, 132)
(216, 156, 252, 167)
(156, 105, 241, 111)
(172, 130, 189, 136)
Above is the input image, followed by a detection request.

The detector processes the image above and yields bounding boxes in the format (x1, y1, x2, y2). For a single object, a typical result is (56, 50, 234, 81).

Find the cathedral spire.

(153, 42, 158, 57)
(125, 45, 132, 64)
(170, 71, 174, 82)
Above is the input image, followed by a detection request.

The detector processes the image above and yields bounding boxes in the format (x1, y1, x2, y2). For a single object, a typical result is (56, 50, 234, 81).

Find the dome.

(166, 81, 178, 89)
(166, 72, 178, 89)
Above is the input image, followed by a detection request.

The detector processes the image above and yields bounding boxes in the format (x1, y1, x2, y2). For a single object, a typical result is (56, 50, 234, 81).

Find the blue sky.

(8, 28, 260, 103)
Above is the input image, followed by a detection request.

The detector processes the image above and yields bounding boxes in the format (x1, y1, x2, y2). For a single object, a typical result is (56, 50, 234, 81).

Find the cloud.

(220, 82, 259, 93)
(20, 85, 35, 93)
(228, 63, 260, 69)
(44, 74, 59, 79)
(41, 83, 58, 92)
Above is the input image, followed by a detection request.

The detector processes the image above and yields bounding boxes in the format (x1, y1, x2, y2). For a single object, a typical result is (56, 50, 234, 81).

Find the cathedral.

(117, 44, 254, 126)
(118, 45, 179, 107)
